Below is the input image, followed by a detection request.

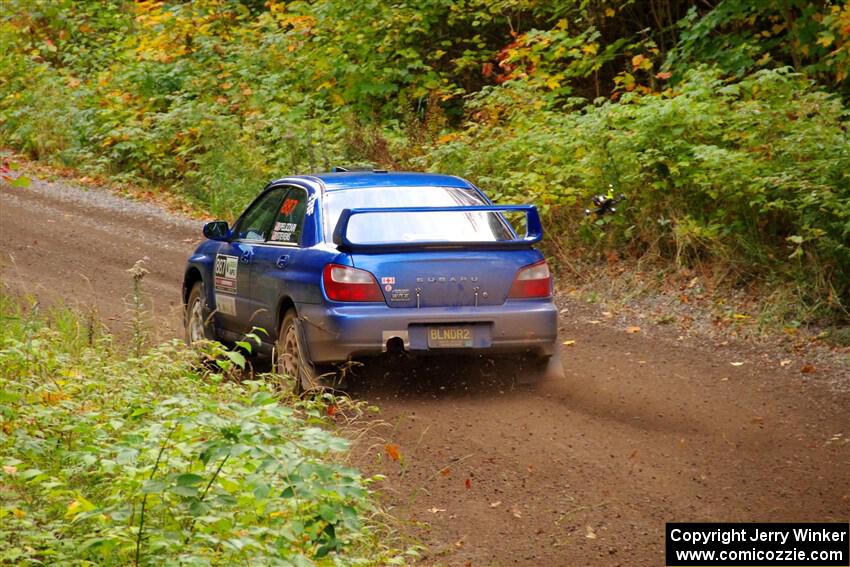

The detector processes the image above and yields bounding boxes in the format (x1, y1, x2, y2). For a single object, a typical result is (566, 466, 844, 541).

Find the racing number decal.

(214, 254, 238, 294)
(280, 198, 299, 215)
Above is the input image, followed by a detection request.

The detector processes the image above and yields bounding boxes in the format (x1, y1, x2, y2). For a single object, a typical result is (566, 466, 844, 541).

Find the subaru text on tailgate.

(183, 170, 561, 391)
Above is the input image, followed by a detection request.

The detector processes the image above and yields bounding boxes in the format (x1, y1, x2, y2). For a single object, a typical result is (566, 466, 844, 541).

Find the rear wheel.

(185, 281, 216, 344)
(277, 310, 335, 394)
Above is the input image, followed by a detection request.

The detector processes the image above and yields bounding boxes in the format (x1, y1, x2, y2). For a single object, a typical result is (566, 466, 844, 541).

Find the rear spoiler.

(332, 205, 543, 252)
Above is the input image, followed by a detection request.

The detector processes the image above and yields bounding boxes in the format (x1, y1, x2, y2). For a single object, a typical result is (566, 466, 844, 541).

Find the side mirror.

(203, 221, 230, 241)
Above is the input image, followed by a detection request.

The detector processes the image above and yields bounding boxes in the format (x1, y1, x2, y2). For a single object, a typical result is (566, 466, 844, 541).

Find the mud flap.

(544, 346, 565, 380)
(515, 347, 564, 386)
(294, 317, 342, 392)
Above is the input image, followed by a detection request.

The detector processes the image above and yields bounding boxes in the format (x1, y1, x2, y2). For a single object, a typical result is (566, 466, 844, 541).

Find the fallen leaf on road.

(801, 364, 817, 374)
(626, 326, 641, 334)
(440, 467, 451, 476)
(586, 525, 598, 539)
(588, 319, 601, 325)
(465, 478, 472, 490)
(427, 507, 446, 514)
(562, 340, 576, 346)
(780, 360, 792, 367)
(385, 444, 401, 462)
(510, 506, 522, 518)
(490, 501, 502, 508)
(602, 311, 613, 318)
(730, 362, 745, 366)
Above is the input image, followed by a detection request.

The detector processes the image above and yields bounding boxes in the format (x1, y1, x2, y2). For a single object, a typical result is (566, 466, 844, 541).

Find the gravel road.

(1, 175, 847, 566)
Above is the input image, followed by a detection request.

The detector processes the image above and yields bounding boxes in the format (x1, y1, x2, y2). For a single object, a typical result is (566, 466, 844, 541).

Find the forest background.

(1, 0, 849, 324)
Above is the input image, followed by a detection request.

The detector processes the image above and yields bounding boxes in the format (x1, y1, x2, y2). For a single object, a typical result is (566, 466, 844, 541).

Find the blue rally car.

(183, 170, 561, 390)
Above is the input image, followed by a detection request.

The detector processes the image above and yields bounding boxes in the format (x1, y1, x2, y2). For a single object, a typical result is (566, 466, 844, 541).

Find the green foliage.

(414, 68, 850, 308)
(667, 1, 850, 93)
(1, 0, 849, 316)
(0, 296, 405, 565)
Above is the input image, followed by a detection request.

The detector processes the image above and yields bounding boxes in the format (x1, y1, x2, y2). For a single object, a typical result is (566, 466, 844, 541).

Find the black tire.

(185, 281, 216, 344)
(276, 310, 332, 394)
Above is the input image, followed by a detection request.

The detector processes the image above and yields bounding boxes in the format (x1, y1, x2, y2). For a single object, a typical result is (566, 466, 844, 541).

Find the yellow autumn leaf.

(632, 54, 653, 71)
(582, 43, 598, 55)
(605, 8, 615, 17)
(817, 33, 834, 48)
(562, 340, 576, 346)
(66, 495, 96, 518)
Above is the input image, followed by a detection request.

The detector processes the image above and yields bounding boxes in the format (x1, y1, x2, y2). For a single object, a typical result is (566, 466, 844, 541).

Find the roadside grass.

(0, 292, 414, 566)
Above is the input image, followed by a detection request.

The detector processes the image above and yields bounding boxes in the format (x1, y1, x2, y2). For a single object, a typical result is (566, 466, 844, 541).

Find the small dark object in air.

(585, 194, 626, 218)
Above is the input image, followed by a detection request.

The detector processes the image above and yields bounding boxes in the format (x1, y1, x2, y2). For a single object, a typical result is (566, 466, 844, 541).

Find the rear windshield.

(323, 186, 514, 244)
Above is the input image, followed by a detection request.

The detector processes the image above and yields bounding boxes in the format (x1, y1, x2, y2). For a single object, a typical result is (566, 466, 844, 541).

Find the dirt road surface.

(2, 176, 848, 566)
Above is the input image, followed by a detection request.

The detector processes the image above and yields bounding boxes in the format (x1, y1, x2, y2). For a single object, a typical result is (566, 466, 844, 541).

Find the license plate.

(427, 326, 473, 348)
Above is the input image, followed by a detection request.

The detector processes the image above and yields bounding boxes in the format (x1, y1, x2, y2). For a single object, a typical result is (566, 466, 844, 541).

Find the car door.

(249, 185, 311, 334)
(214, 187, 286, 334)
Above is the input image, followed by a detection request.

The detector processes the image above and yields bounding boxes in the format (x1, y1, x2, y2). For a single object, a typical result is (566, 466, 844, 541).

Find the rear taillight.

(508, 260, 552, 299)
(322, 264, 384, 302)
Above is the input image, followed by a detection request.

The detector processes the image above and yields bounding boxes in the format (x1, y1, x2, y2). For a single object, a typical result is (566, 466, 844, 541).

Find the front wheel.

(277, 310, 335, 394)
(185, 281, 216, 344)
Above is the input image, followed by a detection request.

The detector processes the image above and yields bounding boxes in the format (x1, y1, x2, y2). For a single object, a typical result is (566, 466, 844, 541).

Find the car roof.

(284, 171, 475, 191)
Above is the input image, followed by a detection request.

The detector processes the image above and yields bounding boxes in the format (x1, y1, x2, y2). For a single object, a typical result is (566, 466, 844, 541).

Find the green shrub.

(413, 67, 850, 310)
(0, 296, 406, 565)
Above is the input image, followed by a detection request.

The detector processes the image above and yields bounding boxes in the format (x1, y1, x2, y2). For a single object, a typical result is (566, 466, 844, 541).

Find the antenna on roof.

(331, 166, 349, 173)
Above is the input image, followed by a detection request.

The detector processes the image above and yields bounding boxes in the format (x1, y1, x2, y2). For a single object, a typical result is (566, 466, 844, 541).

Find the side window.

(234, 188, 285, 241)
(268, 187, 308, 245)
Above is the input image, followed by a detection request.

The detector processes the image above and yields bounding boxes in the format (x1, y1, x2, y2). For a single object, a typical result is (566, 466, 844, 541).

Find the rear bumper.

(299, 300, 558, 363)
